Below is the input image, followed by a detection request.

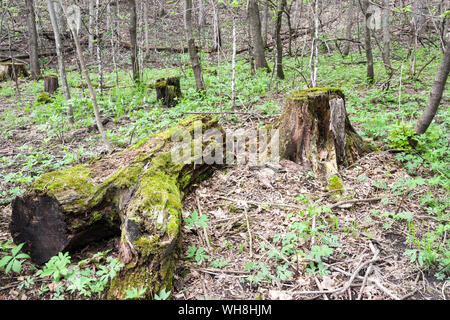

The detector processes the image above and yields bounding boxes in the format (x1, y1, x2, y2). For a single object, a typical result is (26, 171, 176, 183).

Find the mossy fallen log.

(273, 88, 376, 178)
(10, 115, 224, 298)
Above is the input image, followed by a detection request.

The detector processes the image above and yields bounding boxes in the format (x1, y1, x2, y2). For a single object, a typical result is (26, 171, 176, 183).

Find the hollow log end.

(10, 193, 68, 264)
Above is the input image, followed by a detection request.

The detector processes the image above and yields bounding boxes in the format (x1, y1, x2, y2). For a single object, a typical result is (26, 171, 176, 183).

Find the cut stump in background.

(0, 62, 29, 81)
(44, 75, 59, 94)
(10, 115, 224, 299)
(273, 88, 376, 178)
(155, 77, 183, 107)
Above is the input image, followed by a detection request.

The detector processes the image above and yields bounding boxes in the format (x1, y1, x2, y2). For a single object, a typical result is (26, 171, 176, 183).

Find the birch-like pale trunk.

(58, 0, 111, 152)
(88, 0, 94, 55)
(231, 15, 237, 108)
(309, 0, 319, 87)
(95, 0, 103, 94)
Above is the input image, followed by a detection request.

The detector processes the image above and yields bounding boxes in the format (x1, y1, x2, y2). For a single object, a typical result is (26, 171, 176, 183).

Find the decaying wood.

(44, 75, 59, 94)
(10, 116, 224, 299)
(154, 77, 183, 107)
(273, 88, 375, 178)
(0, 62, 29, 81)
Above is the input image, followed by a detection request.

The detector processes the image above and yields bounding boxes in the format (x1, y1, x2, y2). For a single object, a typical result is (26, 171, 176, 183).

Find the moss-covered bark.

(10, 115, 224, 298)
(274, 88, 375, 178)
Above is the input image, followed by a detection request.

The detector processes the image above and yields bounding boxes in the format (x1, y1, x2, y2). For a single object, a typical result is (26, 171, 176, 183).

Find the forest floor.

(0, 48, 448, 300)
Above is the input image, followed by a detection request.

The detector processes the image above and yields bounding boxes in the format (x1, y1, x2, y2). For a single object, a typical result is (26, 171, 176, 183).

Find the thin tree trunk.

(231, 14, 237, 108)
(58, 0, 111, 152)
(128, 0, 139, 82)
(25, 0, 40, 80)
(275, 0, 286, 79)
(342, 0, 354, 57)
(88, 0, 94, 55)
(415, 40, 450, 135)
(46, 0, 73, 125)
(410, 0, 428, 74)
(361, 0, 374, 84)
(211, 0, 221, 52)
(381, 0, 391, 76)
(185, 0, 205, 91)
(262, 0, 269, 47)
(248, 0, 269, 71)
(309, 0, 319, 87)
(198, 0, 206, 28)
(95, 0, 103, 94)
(144, 0, 149, 56)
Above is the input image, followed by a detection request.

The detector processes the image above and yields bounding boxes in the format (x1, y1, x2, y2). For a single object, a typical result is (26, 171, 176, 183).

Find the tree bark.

(211, 0, 221, 52)
(88, 0, 95, 55)
(275, 0, 286, 79)
(274, 88, 375, 178)
(46, 0, 73, 125)
(248, 0, 269, 71)
(25, 0, 40, 80)
(342, 0, 354, 57)
(128, 0, 139, 82)
(185, 0, 205, 91)
(415, 40, 450, 135)
(44, 75, 59, 94)
(381, 0, 392, 77)
(309, 0, 320, 87)
(262, 0, 269, 47)
(361, 0, 374, 84)
(198, 0, 206, 28)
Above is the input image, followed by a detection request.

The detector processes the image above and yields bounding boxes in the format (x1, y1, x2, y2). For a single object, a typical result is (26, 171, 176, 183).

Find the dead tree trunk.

(44, 75, 59, 94)
(273, 88, 375, 178)
(0, 62, 28, 81)
(11, 116, 224, 298)
(155, 77, 183, 107)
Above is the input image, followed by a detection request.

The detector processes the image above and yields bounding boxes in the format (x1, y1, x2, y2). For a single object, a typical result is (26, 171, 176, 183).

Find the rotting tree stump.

(44, 75, 59, 94)
(0, 62, 29, 81)
(10, 115, 224, 299)
(273, 88, 375, 178)
(155, 77, 182, 107)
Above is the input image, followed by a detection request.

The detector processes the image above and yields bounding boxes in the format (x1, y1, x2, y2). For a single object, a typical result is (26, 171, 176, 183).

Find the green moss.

(103, 163, 144, 189)
(327, 175, 344, 192)
(134, 235, 161, 258)
(31, 164, 95, 197)
(289, 87, 344, 101)
(36, 92, 54, 104)
(129, 136, 151, 150)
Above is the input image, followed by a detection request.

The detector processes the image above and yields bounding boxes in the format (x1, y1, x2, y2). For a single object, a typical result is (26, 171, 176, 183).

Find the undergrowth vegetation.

(0, 45, 448, 299)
